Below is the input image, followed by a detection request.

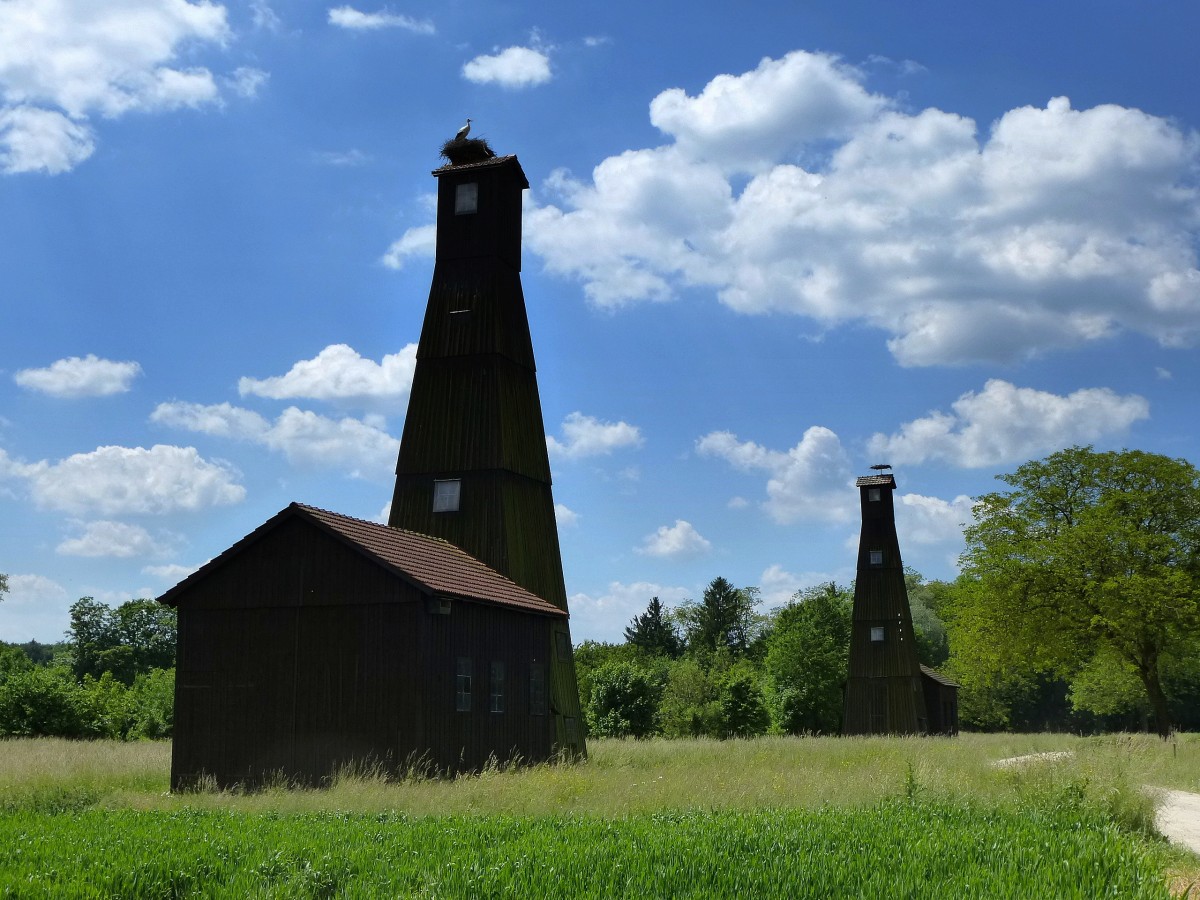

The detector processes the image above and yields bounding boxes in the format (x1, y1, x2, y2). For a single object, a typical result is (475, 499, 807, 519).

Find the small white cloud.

(554, 503, 579, 527)
(0, 573, 72, 642)
(462, 46, 551, 89)
(0, 106, 95, 174)
(1156, 367, 1173, 380)
(152, 401, 399, 480)
(143, 562, 203, 582)
(867, 379, 1150, 467)
(57, 520, 172, 558)
(696, 426, 855, 524)
(547, 412, 643, 460)
(251, 1, 282, 31)
(314, 148, 371, 167)
(727, 496, 749, 509)
(568, 580, 691, 642)
(375, 502, 391, 524)
(238, 344, 417, 410)
(381, 224, 436, 269)
(637, 519, 712, 558)
(14, 354, 141, 398)
(20, 444, 245, 516)
(583, 35, 610, 48)
(895, 493, 974, 545)
(327, 6, 435, 33)
(226, 67, 269, 99)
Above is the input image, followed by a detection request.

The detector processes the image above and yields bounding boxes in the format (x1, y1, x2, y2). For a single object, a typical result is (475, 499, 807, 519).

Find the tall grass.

(3, 732, 1191, 820)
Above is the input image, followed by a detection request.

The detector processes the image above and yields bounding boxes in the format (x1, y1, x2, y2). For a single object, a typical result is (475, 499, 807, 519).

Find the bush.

(585, 662, 661, 738)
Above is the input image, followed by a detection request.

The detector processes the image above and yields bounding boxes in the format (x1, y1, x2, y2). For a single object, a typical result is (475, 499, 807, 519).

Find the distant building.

(161, 143, 585, 788)
(842, 472, 958, 736)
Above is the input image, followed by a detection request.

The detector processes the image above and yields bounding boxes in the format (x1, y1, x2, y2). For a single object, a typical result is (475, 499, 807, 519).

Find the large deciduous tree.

(959, 446, 1200, 737)
(68, 597, 176, 684)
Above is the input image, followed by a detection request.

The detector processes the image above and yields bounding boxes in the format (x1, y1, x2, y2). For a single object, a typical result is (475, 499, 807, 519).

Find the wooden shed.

(842, 471, 958, 736)
(159, 503, 567, 788)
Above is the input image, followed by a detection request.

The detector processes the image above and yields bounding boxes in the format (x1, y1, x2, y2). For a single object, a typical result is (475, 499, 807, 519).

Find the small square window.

(490, 661, 505, 713)
(529, 663, 546, 716)
(868, 488, 881, 502)
(433, 479, 461, 512)
(871, 626, 886, 642)
(456, 657, 472, 712)
(869, 550, 883, 566)
(455, 182, 478, 214)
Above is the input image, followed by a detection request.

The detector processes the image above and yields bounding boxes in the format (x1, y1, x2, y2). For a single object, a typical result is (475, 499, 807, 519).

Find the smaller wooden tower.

(842, 470, 929, 735)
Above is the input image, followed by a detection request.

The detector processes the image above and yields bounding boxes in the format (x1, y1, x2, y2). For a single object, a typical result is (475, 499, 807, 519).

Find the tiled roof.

(160, 502, 564, 618)
(855, 474, 896, 488)
(920, 665, 959, 688)
(297, 504, 562, 616)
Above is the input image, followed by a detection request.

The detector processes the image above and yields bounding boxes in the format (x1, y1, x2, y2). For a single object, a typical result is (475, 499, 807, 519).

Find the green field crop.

(0, 733, 1197, 897)
(0, 802, 1178, 899)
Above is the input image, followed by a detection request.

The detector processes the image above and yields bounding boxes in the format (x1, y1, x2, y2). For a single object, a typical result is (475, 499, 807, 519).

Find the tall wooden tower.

(842, 471, 929, 735)
(389, 149, 585, 757)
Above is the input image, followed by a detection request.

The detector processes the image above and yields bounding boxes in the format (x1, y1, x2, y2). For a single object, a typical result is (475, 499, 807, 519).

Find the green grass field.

(1, 733, 1198, 898)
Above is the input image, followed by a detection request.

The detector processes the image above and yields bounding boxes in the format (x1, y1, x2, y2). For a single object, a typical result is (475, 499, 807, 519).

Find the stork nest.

(440, 136, 497, 166)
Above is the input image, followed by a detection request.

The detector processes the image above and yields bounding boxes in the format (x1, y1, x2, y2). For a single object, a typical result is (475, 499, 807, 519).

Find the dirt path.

(1157, 790, 1200, 855)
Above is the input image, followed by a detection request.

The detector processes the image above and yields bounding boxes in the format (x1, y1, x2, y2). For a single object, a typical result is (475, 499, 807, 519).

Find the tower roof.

(855, 473, 896, 488)
(432, 154, 528, 188)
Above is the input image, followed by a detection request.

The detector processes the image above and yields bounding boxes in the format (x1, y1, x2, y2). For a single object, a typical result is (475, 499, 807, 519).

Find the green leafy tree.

(763, 583, 851, 734)
(0, 572, 8, 601)
(659, 656, 726, 737)
(905, 571, 951, 668)
(624, 596, 682, 657)
(585, 661, 662, 738)
(720, 664, 770, 737)
(959, 446, 1200, 737)
(679, 578, 763, 657)
(68, 597, 176, 684)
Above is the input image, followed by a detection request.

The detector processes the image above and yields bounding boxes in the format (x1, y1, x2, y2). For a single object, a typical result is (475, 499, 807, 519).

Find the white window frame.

(433, 478, 461, 512)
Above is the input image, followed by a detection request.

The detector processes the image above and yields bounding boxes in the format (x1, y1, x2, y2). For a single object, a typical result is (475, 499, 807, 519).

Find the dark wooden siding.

(843, 479, 930, 736)
(170, 519, 561, 788)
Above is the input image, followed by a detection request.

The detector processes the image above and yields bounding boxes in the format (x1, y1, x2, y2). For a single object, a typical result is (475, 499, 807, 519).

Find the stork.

(455, 118, 471, 141)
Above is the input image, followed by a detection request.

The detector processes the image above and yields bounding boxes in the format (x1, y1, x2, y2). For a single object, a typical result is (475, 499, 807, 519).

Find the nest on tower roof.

(440, 136, 497, 166)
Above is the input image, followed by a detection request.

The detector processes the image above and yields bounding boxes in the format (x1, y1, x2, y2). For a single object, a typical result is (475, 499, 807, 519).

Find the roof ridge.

(293, 502, 459, 549)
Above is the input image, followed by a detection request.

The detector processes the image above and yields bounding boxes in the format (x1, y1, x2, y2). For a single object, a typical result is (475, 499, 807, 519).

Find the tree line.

(0, 596, 175, 740)
(576, 447, 1200, 739)
(2, 446, 1198, 741)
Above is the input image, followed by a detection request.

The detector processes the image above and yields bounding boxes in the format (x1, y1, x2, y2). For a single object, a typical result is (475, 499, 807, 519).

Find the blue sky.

(2, 0, 1198, 644)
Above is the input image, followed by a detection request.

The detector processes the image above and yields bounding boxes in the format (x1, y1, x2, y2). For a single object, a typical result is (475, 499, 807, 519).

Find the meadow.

(1, 733, 1198, 898)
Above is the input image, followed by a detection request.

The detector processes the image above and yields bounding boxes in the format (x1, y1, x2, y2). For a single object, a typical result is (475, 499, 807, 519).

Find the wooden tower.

(842, 471, 929, 735)
(388, 149, 585, 757)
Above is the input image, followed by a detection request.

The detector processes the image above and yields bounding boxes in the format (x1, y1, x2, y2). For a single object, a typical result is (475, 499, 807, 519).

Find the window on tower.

(868, 488, 881, 502)
(433, 478, 461, 512)
(455, 182, 478, 214)
(871, 626, 885, 642)
(869, 550, 883, 566)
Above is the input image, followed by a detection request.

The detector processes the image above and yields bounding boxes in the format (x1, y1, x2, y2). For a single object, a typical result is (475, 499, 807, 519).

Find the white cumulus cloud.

(57, 520, 173, 558)
(238, 344, 417, 410)
(152, 401, 399, 479)
(6, 444, 244, 516)
(696, 426, 855, 524)
(502, 50, 1200, 365)
(554, 503, 579, 527)
(0, 0, 235, 175)
(547, 412, 643, 460)
(867, 379, 1150, 467)
(14, 354, 142, 398)
(327, 6, 434, 33)
(637, 520, 712, 558)
(462, 46, 551, 88)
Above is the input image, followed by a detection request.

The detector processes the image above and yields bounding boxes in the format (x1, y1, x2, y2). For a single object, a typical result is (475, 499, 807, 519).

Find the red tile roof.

(159, 502, 565, 618)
